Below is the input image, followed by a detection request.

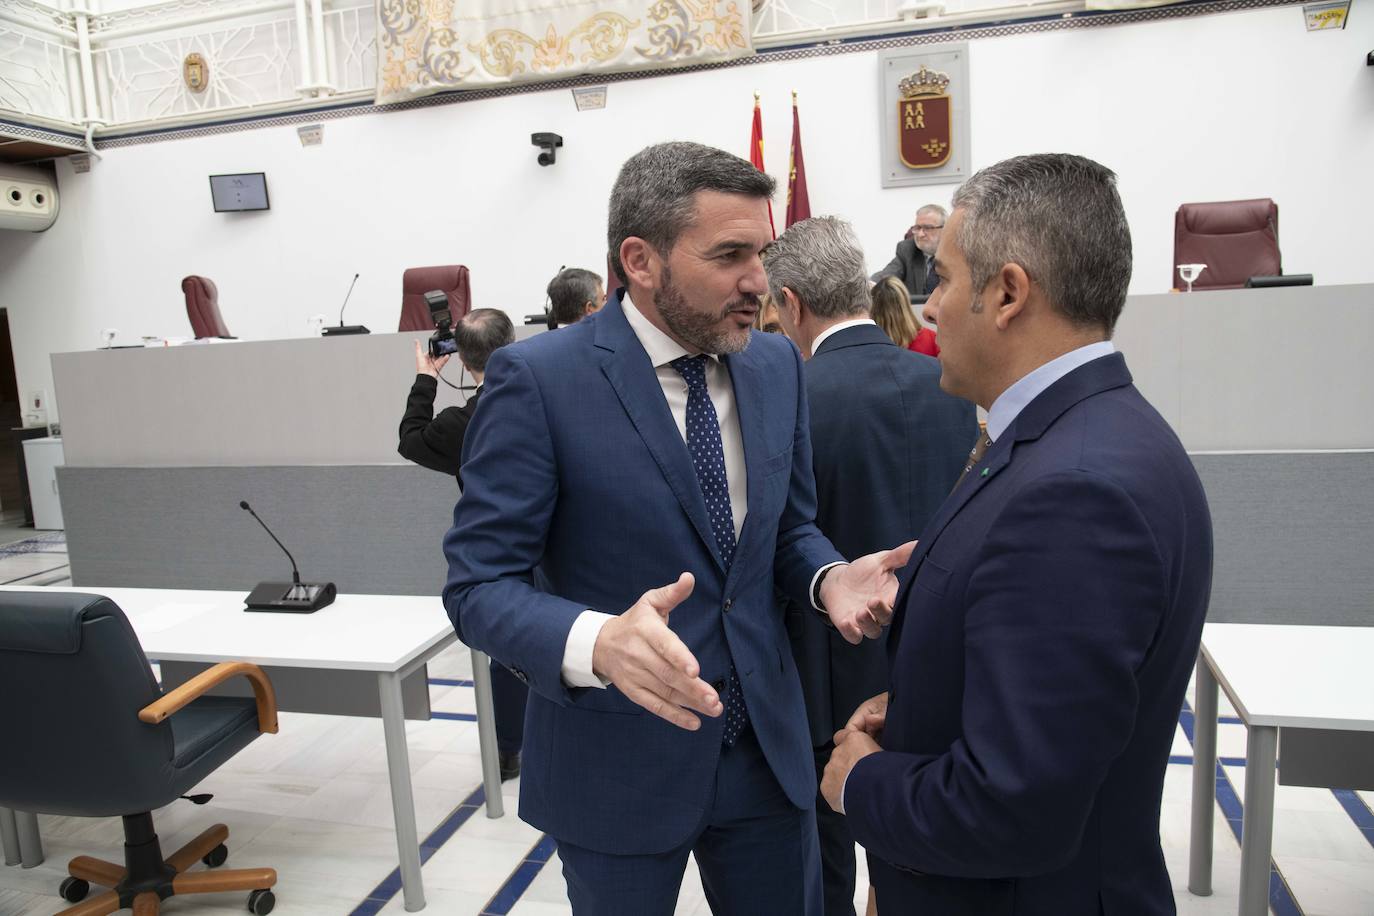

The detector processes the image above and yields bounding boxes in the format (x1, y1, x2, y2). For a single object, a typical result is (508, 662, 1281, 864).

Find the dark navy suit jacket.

(845, 353, 1213, 914)
(442, 295, 842, 854)
(789, 323, 976, 746)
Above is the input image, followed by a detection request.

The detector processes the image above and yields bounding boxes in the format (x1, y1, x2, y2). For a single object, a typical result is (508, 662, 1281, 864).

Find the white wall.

(3, 5, 1371, 420)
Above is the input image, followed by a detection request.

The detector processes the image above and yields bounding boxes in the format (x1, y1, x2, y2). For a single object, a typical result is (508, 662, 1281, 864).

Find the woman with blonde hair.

(870, 275, 939, 356)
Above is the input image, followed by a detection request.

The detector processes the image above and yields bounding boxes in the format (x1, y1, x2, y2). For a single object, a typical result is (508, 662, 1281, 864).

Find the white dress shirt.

(810, 318, 876, 356)
(560, 294, 749, 687)
(838, 338, 1116, 813)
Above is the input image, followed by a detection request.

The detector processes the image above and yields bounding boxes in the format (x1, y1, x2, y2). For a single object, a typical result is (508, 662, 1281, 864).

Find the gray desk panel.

(1194, 451, 1374, 626)
(59, 464, 455, 596)
(52, 326, 545, 468)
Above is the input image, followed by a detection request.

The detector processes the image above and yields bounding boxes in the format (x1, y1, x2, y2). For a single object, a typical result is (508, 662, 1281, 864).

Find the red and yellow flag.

(785, 91, 811, 228)
(749, 93, 776, 239)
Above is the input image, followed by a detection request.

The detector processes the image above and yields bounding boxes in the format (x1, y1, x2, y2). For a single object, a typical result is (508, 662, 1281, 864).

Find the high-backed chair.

(398, 265, 470, 331)
(1173, 198, 1280, 290)
(0, 592, 279, 915)
(181, 276, 234, 339)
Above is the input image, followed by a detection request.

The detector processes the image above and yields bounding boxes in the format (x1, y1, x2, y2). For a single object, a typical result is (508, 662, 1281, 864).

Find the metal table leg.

(469, 649, 505, 819)
(378, 670, 426, 912)
(1188, 658, 1218, 896)
(1238, 725, 1278, 916)
(16, 811, 43, 867)
(0, 807, 20, 866)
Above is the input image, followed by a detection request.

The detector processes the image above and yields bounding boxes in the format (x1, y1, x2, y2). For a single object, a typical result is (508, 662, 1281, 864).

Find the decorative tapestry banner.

(376, 0, 753, 103)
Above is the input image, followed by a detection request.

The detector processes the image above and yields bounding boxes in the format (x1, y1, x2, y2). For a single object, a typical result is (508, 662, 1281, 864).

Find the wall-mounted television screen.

(209, 172, 270, 212)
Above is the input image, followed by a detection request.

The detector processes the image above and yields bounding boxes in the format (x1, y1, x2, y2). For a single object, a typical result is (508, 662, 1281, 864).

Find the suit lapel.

(596, 297, 724, 574)
(887, 352, 1136, 652)
(721, 347, 766, 579)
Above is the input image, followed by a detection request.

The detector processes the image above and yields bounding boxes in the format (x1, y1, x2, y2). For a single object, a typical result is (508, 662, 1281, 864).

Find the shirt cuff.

(810, 561, 849, 613)
(561, 609, 614, 688)
(839, 767, 852, 816)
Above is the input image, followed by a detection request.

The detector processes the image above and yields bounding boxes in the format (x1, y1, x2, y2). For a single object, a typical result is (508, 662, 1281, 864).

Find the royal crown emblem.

(897, 65, 952, 169)
(898, 66, 950, 99)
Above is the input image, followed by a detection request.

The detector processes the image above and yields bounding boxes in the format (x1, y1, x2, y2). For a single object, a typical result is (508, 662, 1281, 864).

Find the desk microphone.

(322, 272, 370, 336)
(239, 500, 336, 612)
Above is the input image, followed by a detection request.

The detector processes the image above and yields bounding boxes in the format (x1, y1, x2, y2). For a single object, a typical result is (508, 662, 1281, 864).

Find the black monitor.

(209, 173, 270, 212)
(1245, 274, 1313, 289)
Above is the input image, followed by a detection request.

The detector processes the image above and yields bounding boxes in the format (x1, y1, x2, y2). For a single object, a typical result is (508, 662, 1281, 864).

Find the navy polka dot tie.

(670, 355, 748, 747)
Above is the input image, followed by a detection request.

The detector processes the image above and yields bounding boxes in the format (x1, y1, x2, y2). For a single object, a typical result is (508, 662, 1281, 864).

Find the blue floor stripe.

(431, 711, 478, 722)
(1331, 789, 1374, 851)
(480, 834, 558, 915)
(1178, 699, 1304, 915)
(349, 784, 487, 916)
(429, 677, 474, 687)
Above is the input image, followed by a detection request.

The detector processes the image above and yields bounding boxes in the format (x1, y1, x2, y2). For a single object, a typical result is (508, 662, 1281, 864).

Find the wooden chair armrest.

(139, 661, 278, 734)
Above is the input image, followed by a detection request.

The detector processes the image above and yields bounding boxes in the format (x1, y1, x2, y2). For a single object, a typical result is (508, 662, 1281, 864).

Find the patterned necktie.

(950, 430, 993, 493)
(923, 256, 939, 296)
(669, 355, 748, 747)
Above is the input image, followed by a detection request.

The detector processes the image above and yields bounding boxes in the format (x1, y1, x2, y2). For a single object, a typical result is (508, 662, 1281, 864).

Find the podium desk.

(0, 586, 505, 912)
(1188, 623, 1374, 915)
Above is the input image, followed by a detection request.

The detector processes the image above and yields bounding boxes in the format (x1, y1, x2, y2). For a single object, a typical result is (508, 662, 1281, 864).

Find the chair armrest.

(139, 661, 279, 734)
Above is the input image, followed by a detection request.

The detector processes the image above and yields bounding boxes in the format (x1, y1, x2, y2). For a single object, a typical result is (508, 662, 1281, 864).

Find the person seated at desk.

(398, 307, 527, 780)
(871, 203, 946, 298)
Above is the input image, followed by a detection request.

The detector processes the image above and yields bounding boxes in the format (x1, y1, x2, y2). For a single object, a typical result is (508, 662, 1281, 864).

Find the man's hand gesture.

(820, 541, 917, 644)
(591, 573, 723, 730)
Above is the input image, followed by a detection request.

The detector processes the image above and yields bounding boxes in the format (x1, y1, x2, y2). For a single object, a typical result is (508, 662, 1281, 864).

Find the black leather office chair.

(0, 592, 280, 915)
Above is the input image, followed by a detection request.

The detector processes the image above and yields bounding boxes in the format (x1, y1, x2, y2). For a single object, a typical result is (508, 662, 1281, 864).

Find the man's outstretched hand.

(591, 573, 723, 729)
(820, 541, 917, 644)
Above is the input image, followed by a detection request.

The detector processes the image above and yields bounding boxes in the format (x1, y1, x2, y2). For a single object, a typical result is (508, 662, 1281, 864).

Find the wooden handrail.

(138, 661, 278, 734)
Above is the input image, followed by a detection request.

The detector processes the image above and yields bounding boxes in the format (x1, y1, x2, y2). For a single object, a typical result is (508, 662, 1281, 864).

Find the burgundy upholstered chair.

(1173, 199, 1280, 291)
(398, 265, 471, 332)
(181, 275, 233, 338)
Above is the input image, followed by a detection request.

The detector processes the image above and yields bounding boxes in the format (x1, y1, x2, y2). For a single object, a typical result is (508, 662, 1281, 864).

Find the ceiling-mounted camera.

(532, 132, 563, 166)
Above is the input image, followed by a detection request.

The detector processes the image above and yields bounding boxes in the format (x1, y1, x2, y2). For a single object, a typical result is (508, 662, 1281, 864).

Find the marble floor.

(0, 533, 1371, 916)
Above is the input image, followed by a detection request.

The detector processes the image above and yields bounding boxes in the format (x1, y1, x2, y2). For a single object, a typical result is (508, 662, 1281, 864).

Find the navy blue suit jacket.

(845, 353, 1212, 914)
(442, 295, 842, 854)
(789, 324, 976, 746)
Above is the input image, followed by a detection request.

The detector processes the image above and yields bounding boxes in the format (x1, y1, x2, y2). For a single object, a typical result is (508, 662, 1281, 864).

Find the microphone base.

(244, 581, 337, 613)
(322, 325, 371, 336)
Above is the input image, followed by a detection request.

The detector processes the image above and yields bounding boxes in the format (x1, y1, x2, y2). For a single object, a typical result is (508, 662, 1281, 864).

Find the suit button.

(710, 678, 725, 693)
(723, 598, 733, 612)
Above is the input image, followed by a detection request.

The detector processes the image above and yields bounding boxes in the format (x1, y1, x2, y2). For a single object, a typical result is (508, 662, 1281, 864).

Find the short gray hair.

(455, 308, 514, 372)
(608, 142, 776, 288)
(762, 216, 870, 320)
(916, 203, 947, 223)
(950, 153, 1132, 332)
(547, 267, 602, 326)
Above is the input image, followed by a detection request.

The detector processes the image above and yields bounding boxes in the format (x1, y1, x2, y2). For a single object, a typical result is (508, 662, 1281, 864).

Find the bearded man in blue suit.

(823, 154, 1213, 915)
(444, 142, 913, 915)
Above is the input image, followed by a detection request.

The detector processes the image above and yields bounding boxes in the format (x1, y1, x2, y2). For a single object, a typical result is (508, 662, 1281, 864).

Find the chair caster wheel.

(247, 888, 275, 915)
(60, 877, 90, 902)
(202, 843, 228, 867)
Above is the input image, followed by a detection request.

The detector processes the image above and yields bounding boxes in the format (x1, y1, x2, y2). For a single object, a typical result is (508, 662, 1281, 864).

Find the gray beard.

(654, 266, 755, 355)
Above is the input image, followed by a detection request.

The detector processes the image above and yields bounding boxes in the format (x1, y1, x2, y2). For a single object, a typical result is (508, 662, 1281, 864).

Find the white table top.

(0, 586, 455, 673)
(1201, 622, 1374, 731)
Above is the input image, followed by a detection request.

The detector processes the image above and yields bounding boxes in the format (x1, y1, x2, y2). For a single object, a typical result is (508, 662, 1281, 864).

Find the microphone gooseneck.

(338, 272, 360, 327)
(240, 500, 302, 585)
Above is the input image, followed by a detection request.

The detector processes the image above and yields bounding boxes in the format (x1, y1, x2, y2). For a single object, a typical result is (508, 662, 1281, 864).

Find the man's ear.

(992, 263, 1030, 331)
(780, 286, 804, 325)
(619, 237, 661, 292)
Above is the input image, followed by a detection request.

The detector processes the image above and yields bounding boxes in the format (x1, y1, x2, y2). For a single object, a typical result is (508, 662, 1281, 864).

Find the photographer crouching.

(398, 307, 526, 780)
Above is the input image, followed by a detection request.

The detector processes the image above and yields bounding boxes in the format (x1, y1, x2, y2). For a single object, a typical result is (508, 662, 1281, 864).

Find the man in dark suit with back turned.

(765, 215, 976, 916)
(870, 204, 946, 297)
(822, 153, 1213, 915)
(443, 142, 915, 915)
(397, 308, 527, 779)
